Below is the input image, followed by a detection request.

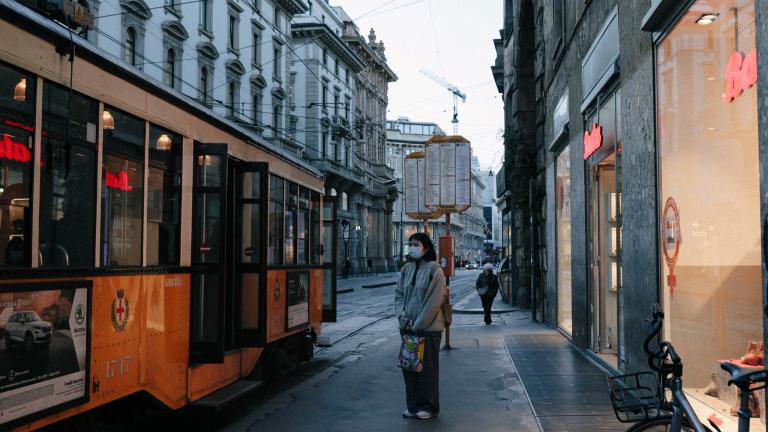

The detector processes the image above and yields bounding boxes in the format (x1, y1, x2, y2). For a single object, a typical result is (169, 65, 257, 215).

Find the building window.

(200, 67, 209, 105)
(274, 6, 280, 32)
(322, 85, 327, 112)
(289, 116, 297, 138)
(101, 107, 145, 267)
(341, 192, 348, 211)
(555, 145, 571, 334)
(229, 15, 238, 50)
(147, 125, 182, 265)
(252, 93, 261, 125)
(252, 32, 260, 67)
(125, 27, 137, 65)
(199, 0, 210, 30)
(0, 64, 35, 268)
(272, 103, 282, 137)
(552, 0, 565, 58)
(268, 175, 284, 264)
(321, 132, 328, 158)
(273, 43, 282, 79)
(656, 0, 759, 401)
(334, 93, 339, 116)
(334, 58, 339, 77)
(322, 48, 327, 66)
(228, 82, 236, 117)
(39, 81, 98, 268)
(166, 48, 176, 88)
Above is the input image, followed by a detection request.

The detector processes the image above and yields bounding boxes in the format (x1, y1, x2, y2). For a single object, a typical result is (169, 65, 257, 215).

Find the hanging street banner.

(404, 151, 442, 220)
(425, 135, 472, 214)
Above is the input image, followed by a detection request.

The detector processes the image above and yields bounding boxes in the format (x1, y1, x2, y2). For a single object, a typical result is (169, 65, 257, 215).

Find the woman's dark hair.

(408, 232, 437, 262)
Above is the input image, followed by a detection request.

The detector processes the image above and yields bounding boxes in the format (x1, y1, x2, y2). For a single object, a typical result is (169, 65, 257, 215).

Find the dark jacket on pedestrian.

(475, 272, 499, 299)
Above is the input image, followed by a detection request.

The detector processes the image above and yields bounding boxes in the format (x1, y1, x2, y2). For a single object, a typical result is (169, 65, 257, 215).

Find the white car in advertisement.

(4, 311, 52, 353)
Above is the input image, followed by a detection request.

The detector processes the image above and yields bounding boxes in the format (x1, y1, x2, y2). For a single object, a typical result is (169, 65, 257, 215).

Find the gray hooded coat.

(394, 260, 446, 332)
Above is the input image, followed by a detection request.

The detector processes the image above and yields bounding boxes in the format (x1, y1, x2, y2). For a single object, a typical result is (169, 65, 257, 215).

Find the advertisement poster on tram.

(0, 281, 90, 427)
(286, 272, 309, 330)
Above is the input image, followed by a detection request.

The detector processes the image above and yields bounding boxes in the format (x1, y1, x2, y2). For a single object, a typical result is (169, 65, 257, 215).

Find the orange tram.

(0, 3, 338, 430)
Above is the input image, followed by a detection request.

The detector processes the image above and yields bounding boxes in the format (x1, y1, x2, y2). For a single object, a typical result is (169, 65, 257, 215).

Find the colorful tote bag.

(398, 333, 426, 372)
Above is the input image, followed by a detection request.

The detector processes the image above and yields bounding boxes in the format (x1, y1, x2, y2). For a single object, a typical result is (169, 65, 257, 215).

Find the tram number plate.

(105, 355, 132, 380)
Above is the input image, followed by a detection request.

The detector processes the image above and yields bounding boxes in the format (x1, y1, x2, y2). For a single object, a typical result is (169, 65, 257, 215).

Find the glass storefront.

(555, 145, 572, 334)
(656, 0, 761, 423)
(585, 87, 623, 365)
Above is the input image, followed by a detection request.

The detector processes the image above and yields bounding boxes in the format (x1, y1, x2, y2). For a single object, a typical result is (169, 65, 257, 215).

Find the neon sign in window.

(105, 170, 133, 191)
(0, 134, 30, 163)
(583, 123, 603, 160)
(723, 48, 757, 103)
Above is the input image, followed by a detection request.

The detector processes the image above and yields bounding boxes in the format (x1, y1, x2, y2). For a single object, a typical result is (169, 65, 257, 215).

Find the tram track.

(316, 274, 479, 355)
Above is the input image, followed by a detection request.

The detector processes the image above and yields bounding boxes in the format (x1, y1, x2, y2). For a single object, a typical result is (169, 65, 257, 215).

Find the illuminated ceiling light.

(197, 155, 213, 166)
(102, 110, 115, 130)
(156, 134, 172, 151)
(13, 79, 26, 101)
(696, 13, 719, 25)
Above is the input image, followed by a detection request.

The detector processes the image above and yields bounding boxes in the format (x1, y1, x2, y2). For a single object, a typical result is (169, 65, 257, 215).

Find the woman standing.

(476, 263, 499, 325)
(394, 232, 446, 420)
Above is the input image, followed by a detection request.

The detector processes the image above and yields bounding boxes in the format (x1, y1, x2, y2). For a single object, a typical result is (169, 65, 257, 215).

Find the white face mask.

(408, 246, 423, 259)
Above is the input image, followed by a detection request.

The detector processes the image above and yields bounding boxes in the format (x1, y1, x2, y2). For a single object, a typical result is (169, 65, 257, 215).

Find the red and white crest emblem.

(111, 289, 129, 332)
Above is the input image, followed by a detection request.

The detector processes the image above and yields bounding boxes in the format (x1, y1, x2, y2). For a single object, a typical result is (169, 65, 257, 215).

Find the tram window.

(284, 182, 297, 264)
(240, 171, 260, 264)
(309, 192, 320, 265)
(194, 193, 222, 263)
(147, 125, 181, 266)
(39, 81, 98, 267)
(195, 154, 223, 187)
(0, 64, 35, 268)
(101, 107, 144, 267)
(297, 187, 309, 264)
(268, 175, 284, 265)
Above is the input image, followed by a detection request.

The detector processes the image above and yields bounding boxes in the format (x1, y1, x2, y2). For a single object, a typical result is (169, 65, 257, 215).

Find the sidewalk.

(451, 289, 517, 314)
(222, 306, 624, 432)
(336, 272, 400, 293)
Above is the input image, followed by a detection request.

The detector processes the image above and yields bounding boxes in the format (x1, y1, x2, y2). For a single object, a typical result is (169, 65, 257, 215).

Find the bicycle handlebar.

(644, 304, 664, 371)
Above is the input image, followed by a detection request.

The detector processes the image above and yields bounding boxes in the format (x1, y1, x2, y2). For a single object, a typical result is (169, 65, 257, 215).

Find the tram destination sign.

(404, 151, 442, 220)
(425, 135, 472, 214)
(0, 281, 91, 429)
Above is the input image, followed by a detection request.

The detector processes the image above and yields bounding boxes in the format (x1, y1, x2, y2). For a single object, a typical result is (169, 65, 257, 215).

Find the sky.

(331, 0, 505, 174)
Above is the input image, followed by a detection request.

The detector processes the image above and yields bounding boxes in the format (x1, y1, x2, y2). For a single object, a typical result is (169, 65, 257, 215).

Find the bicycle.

(607, 304, 768, 432)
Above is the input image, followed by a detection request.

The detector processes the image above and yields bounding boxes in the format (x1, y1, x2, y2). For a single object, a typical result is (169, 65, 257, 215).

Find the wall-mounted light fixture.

(13, 79, 26, 101)
(102, 110, 115, 130)
(696, 13, 719, 25)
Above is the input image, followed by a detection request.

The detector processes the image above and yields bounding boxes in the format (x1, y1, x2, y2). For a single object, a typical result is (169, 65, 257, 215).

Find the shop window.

(268, 175, 284, 264)
(0, 64, 35, 268)
(101, 107, 144, 267)
(39, 81, 98, 268)
(657, 0, 760, 393)
(555, 145, 571, 334)
(147, 124, 181, 266)
(284, 182, 297, 264)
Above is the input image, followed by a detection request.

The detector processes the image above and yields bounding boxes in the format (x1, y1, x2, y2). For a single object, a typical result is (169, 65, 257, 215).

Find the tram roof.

(0, 0, 323, 180)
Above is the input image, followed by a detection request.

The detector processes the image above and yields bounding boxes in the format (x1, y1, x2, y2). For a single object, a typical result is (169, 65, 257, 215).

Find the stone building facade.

(493, 3, 768, 426)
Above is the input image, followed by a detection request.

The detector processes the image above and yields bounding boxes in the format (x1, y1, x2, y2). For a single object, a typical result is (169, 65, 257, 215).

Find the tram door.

(229, 162, 268, 347)
(190, 143, 228, 363)
(321, 195, 337, 322)
(191, 145, 268, 363)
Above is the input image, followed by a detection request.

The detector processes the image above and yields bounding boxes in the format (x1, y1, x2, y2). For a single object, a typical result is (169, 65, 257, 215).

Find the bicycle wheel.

(626, 415, 712, 432)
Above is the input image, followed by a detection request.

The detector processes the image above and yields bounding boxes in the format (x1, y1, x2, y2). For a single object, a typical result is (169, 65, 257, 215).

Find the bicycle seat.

(720, 361, 767, 389)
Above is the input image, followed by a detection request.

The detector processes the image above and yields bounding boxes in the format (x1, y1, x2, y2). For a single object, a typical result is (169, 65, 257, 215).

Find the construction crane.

(419, 68, 467, 134)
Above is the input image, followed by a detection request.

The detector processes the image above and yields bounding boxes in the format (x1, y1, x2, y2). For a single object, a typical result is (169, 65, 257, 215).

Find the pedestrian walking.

(476, 263, 499, 325)
(394, 232, 446, 420)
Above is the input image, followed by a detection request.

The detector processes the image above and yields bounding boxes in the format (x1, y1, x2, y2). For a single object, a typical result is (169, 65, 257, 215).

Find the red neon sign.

(0, 134, 30, 163)
(105, 170, 133, 191)
(583, 123, 603, 160)
(724, 48, 757, 103)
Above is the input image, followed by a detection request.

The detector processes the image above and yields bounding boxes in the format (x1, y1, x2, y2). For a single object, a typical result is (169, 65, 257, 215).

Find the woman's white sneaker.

(402, 410, 417, 418)
(415, 410, 434, 419)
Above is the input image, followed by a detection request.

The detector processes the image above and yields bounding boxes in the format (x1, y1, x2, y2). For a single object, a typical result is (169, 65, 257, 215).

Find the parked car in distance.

(466, 262, 479, 270)
(5, 310, 52, 353)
